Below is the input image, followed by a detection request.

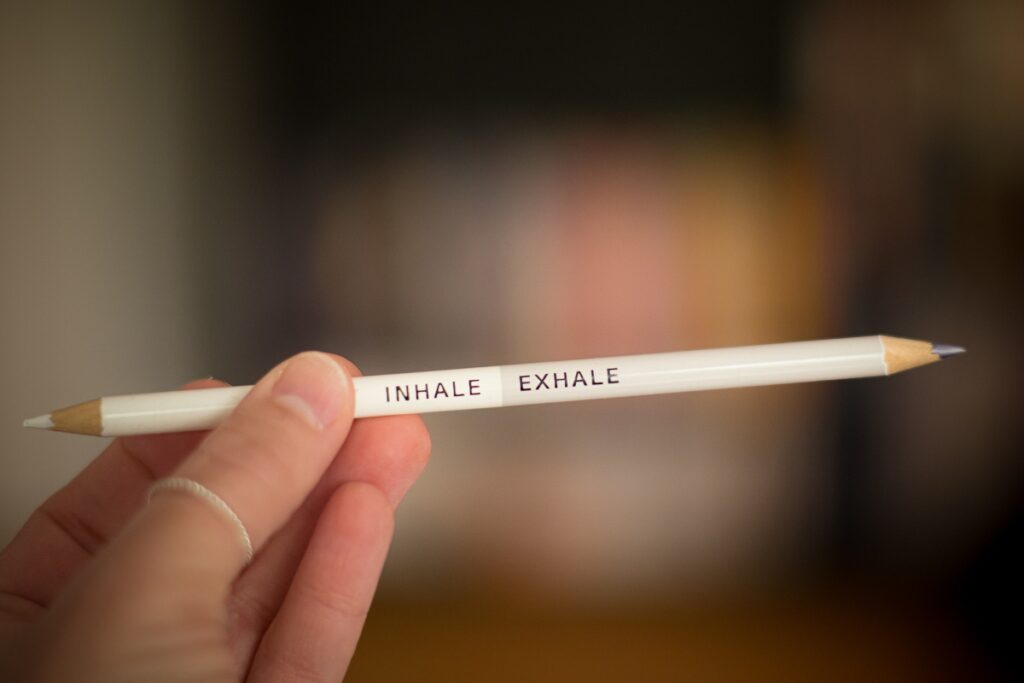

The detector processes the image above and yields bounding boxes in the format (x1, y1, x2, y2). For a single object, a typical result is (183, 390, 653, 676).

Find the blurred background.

(1, 1, 1022, 680)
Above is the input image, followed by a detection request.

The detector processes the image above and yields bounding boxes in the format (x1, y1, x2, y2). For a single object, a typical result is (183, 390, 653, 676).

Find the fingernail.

(271, 352, 347, 430)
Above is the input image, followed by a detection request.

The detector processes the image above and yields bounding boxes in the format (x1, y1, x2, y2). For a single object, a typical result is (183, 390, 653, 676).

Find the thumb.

(104, 351, 354, 594)
(27, 352, 355, 682)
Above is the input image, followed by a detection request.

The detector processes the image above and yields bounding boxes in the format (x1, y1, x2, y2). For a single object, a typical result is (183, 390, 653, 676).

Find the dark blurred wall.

(0, 2, 203, 545)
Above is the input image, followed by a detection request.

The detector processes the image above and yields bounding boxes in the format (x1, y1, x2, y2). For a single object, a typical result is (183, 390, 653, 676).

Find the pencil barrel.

(102, 386, 251, 436)
(96, 336, 886, 435)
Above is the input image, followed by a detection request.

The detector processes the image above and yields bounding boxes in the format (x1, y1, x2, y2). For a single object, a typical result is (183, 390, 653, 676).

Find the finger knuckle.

(228, 586, 278, 635)
(300, 579, 369, 621)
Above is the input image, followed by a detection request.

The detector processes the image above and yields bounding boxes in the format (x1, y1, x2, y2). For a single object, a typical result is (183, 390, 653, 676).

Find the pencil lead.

(23, 414, 53, 430)
(932, 343, 966, 359)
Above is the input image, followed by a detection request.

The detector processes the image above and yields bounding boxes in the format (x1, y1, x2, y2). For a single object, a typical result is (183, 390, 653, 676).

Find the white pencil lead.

(23, 414, 53, 430)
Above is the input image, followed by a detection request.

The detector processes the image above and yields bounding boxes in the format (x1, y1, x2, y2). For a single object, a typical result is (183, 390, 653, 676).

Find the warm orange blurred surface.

(350, 591, 989, 682)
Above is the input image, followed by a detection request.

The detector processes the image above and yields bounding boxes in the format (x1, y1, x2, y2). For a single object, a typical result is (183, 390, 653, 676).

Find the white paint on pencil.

(101, 385, 251, 436)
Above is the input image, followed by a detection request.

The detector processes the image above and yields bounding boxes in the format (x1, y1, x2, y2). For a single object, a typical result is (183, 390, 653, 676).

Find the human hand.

(0, 352, 431, 682)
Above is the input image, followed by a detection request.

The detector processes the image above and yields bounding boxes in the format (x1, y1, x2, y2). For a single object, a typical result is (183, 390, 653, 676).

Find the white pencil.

(23, 335, 963, 437)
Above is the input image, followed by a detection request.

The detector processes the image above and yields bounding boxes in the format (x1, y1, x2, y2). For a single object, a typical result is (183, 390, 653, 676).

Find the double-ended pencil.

(24, 335, 964, 437)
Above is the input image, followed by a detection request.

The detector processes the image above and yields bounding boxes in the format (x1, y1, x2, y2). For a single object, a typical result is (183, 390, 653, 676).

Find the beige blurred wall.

(0, 3, 202, 544)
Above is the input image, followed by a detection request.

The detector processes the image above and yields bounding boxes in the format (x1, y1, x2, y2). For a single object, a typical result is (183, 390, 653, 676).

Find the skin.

(0, 352, 431, 682)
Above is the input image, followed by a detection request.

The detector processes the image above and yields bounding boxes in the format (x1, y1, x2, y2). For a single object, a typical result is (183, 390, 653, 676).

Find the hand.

(0, 352, 431, 682)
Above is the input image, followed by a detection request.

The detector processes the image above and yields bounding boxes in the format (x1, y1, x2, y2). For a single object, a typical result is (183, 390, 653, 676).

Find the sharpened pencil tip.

(23, 414, 53, 430)
(932, 343, 966, 359)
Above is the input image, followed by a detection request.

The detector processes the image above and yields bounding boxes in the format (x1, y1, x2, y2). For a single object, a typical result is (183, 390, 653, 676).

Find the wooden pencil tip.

(23, 414, 54, 430)
(932, 343, 966, 359)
